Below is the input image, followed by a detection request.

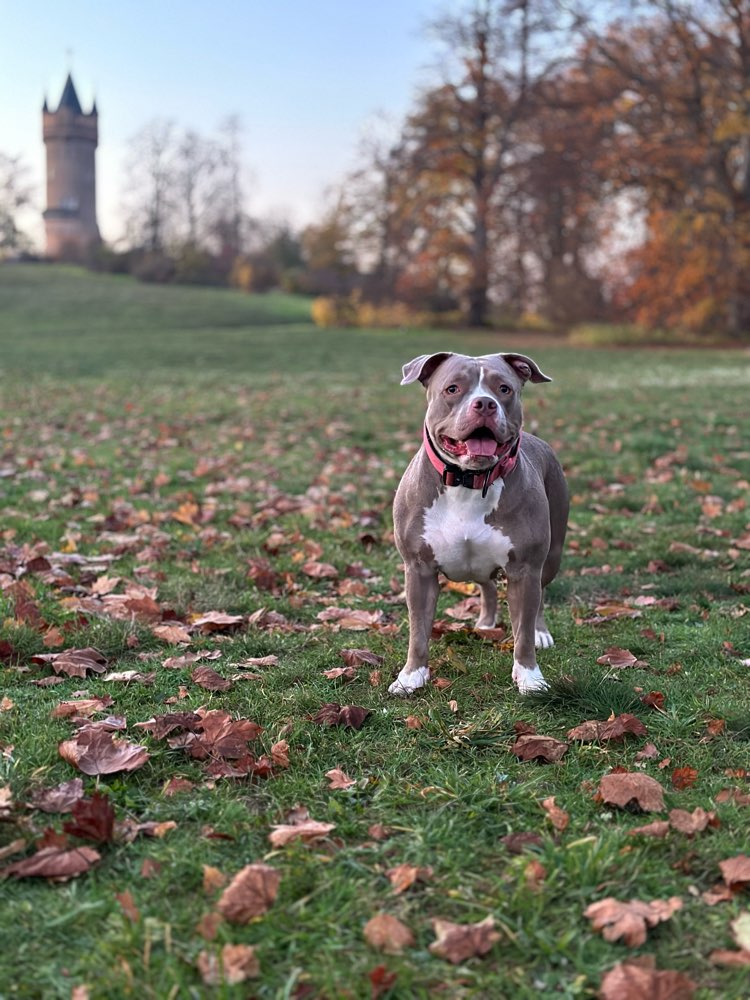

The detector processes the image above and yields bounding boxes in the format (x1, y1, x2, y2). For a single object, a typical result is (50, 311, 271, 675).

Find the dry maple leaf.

(386, 863, 433, 895)
(29, 778, 84, 814)
(301, 560, 338, 579)
(585, 896, 682, 946)
(217, 863, 281, 923)
(512, 733, 568, 763)
(151, 623, 192, 644)
(268, 818, 336, 848)
(541, 796, 569, 831)
(671, 766, 699, 790)
(363, 913, 415, 954)
(50, 696, 115, 720)
(323, 666, 358, 680)
(191, 666, 233, 692)
(598, 772, 665, 812)
(62, 792, 115, 843)
(186, 709, 262, 760)
(628, 820, 670, 838)
(429, 915, 501, 964)
(598, 960, 696, 999)
(668, 807, 716, 835)
(326, 768, 356, 789)
(197, 943, 259, 985)
(340, 648, 383, 667)
(568, 714, 647, 744)
(719, 854, 750, 889)
(134, 711, 202, 739)
(313, 702, 371, 730)
(202, 864, 227, 894)
(32, 647, 107, 678)
(270, 740, 290, 768)
(115, 889, 140, 923)
(191, 611, 244, 634)
(58, 730, 149, 776)
(0, 845, 100, 881)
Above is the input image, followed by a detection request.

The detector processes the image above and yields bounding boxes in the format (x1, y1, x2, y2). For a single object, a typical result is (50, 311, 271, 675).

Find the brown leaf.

(628, 820, 671, 838)
(596, 647, 642, 668)
(598, 960, 696, 1000)
(634, 742, 660, 762)
(671, 766, 699, 790)
(202, 865, 227, 894)
(162, 776, 195, 796)
(541, 796, 569, 831)
(313, 703, 370, 730)
(301, 560, 338, 579)
(268, 818, 336, 848)
(151, 623, 192, 644)
(271, 740, 290, 768)
(32, 647, 107, 678)
(719, 854, 750, 889)
(134, 711, 202, 739)
(568, 714, 647, 744)
(386, 863, 432, 895)
(429, 915, 501, 964)
(188, 709, 262, 759)
(512, 733, 568, 763)
(340, 648, 383, 667)
(197, 943, 259, 985)
(191, 666, 233, 692)
(216, 863, 280, 923)
(0, 845, 100, 881)
(191, 611, 244, 633)
(29, 778, 84, 813)
(598, 772, 665, 812)
(584, 896, 682, 946)
(115, 889, 140, 922)
(326, 768, 356, 789)
(58, 730, 149, 775)
(50, 696, 114, 720)
(63, 792, 115, 843)
(369, 965, 398, 1000)
(363, 913, 415, 954)
(708, 949, 750, 967)
(668, 807, 716, 835)
(323, 666, 357, 680)
(501, 831, 544, 854)
(195, 911, 223, 941)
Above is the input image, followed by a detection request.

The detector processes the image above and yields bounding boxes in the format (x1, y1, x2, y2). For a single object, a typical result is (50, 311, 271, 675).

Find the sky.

(1, 0, 455, 248)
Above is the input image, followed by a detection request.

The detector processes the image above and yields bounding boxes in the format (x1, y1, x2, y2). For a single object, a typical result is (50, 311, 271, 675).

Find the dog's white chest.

(422, 483, 512, 582)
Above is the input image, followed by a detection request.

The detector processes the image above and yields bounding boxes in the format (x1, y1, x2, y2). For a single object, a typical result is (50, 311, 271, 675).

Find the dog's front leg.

(506, 572, 548, 694)
(388, 566, 439, 696)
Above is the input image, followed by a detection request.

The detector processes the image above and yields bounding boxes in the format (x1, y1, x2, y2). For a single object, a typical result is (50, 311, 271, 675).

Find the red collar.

(422, 425, 521, 497)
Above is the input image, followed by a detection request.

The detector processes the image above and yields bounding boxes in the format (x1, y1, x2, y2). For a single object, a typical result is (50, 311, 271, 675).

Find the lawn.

(1, 264, 749, 999)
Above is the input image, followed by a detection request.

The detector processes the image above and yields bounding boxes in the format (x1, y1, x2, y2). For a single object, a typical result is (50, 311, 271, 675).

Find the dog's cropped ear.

(400, 352, 455, 386)
(500, 353, 552, 384)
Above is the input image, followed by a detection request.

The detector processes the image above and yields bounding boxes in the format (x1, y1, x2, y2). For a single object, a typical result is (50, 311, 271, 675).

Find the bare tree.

(122, 119, 178, 252)
(0, 152, 34, 255)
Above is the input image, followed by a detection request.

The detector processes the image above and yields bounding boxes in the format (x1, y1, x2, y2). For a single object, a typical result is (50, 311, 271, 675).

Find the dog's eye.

(499, 384, 512, 395)
(445, 384, 460, 394)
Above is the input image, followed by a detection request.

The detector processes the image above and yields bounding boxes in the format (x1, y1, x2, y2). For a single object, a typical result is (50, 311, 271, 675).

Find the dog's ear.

(400, 352, 455, 386)
(499, 353, 552, 384)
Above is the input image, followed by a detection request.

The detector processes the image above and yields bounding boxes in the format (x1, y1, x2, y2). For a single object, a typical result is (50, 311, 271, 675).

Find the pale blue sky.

(1, 0, 455, 246)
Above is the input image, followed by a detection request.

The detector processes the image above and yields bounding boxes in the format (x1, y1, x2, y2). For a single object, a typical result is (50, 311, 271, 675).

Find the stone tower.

(42, 74, 100, 258)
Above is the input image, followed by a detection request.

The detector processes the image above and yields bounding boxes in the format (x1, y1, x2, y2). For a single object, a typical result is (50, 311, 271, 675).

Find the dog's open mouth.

(440, 427, 502, 459)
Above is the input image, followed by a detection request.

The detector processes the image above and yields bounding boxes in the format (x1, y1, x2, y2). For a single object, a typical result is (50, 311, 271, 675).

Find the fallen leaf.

(0, 845, 100, 881)
(191, 666, 233, 692)
(369, 965, 398, 1000)
(301, 560, 338, 579)
(628, 820, 670, 838)
(58, 730, 149, 775)
(719, 854, 750, 889)
(598, 772, 665, 812)
(671, 766, 699, 790)
(598, 960, 696, 999)
(162, 776, 195, 796)
(191, 611, 244, 634)
(386, 863, 432, 895)
(151, 623, 192, 644)
(596, 647, 643, 668)
(271, 740, 290, 768)
(501, 831, 544, 854)
(429, 915, 501, 964)
(708, 949, 750, 967)
(313, 703, 370, 730)
(63, 792, 115, 843)
(268, 818, 336, 848)
(202, 865, 227, 894)
(197, 943, 259, 985)
(217, 863, 280, 923)
(567, 714, 647, 744)
(50, 696, 114, 720)
(340, 648, 383, 667)
(732, 911, 750, 951)
(584, 896, 682, 946)
(32, 647, 107, 678)
(512, 733, 568, 763)
(326, 768, 356, 789)
(115, 889, 140, 922)
(541, 796, 569, 831)
(363, 913, 415, 954)
(668, 807, 716, 835)
(29, 778, 84, 813)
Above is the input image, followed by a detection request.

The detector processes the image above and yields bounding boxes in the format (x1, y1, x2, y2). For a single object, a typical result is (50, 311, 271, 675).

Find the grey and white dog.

(389, 351, 568, 696)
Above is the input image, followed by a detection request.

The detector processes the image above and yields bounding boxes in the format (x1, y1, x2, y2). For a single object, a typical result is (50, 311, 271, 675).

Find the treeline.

(5, 0, 750, 337)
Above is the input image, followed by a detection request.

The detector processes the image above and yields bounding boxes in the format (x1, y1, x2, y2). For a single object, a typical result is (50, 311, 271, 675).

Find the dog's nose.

(470, 396, 497, 413)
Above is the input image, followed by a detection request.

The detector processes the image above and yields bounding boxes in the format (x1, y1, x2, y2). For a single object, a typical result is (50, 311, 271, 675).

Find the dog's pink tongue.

(465, 436, 497, 457)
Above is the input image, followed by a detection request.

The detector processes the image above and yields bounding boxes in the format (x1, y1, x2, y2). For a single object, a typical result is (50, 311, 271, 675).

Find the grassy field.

(1, 264, 749, 999)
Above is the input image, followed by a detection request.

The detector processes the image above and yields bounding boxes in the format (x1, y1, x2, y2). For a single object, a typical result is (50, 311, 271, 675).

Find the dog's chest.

(421, 483, 512, 582)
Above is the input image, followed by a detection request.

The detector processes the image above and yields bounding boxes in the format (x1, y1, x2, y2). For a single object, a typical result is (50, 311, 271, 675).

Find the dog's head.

(401, 352, 551, 471)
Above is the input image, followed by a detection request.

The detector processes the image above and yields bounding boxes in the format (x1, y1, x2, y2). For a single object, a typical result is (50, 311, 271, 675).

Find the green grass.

(1, 264, 750, 998)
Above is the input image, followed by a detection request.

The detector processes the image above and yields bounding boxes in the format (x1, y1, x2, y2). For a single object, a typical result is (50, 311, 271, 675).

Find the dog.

(388, 351, 568, 696)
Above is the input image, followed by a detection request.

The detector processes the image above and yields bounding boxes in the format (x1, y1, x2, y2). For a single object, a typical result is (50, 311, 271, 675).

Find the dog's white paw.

(388, 666, 430, 696)
(535, 630, 554, 649)
(512, 662, 548, 695)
